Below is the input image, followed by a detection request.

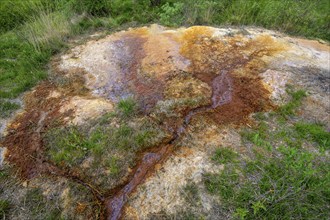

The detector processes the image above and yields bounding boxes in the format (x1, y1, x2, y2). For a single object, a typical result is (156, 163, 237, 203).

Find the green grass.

(242, 87, 309, 151)
(205, 145, 330, 219)
(242, 87, 329, 151)
(25, 188, 47, 216)
(4, 0, 327, 41)
(20, 11, 72, 52)
(0, 0, 47, 33)
(205, 138, 329, 219)
(0, 32, 50, 98)
(159, 0, 330, 41)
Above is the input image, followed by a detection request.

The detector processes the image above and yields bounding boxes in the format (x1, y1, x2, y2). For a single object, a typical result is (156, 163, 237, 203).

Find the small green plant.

(0, 32, 49, 99)
(204, 167, 239, 200)
(105, 157, 120, 176)
(43, 110, 168, 193)
(0, 171, 8, 179)
(234, 208, 248, 220)
(22, 187, 63, 219)
(113, 124, 133, 149)
(211, 147, 237, 164)
(251, 201, 266, 215)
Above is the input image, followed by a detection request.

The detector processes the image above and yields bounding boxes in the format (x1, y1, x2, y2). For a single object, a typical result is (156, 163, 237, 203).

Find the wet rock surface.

(0, 25, 329, 219)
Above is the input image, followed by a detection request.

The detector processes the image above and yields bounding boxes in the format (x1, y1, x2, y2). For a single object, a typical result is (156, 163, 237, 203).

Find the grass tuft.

(277, 88, 307, 118)
(117, 98, 137, 118)
(20, 11, 72, 52)
(0, 199, 10, 218)
(182, 183, 200, 206)
(295, 122, 330, 150)
(45, 126, 91, 166)
(0, 101, 20, 117)
(211, 147, 238, 164)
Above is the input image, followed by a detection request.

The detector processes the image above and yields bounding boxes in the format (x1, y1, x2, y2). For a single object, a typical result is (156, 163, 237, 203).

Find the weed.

(0, 0, 47, 33)
(135, 130, 153, 148)
(204, 167, 239, 201)
(234, 208, 249, 220)
(241, 123, 273, 151)
(97, 112, 116, 125)
(253, 112, 267, 121)
(44, 115, 166, 167)
(0, 171, 8, 180)
(24, 188, 62, 219)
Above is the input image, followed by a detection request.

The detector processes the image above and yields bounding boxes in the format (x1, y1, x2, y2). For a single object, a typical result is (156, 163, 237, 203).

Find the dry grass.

(20, 11, 72, 52)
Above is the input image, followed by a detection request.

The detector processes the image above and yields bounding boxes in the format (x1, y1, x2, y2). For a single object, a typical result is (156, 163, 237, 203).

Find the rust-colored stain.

(178, 29, 285, 126)
(2, 82, 62, 178)
(0, 26, 288, 220)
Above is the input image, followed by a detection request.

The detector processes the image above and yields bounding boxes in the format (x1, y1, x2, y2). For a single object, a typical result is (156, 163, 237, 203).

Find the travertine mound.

(1, 25, 329, 219)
